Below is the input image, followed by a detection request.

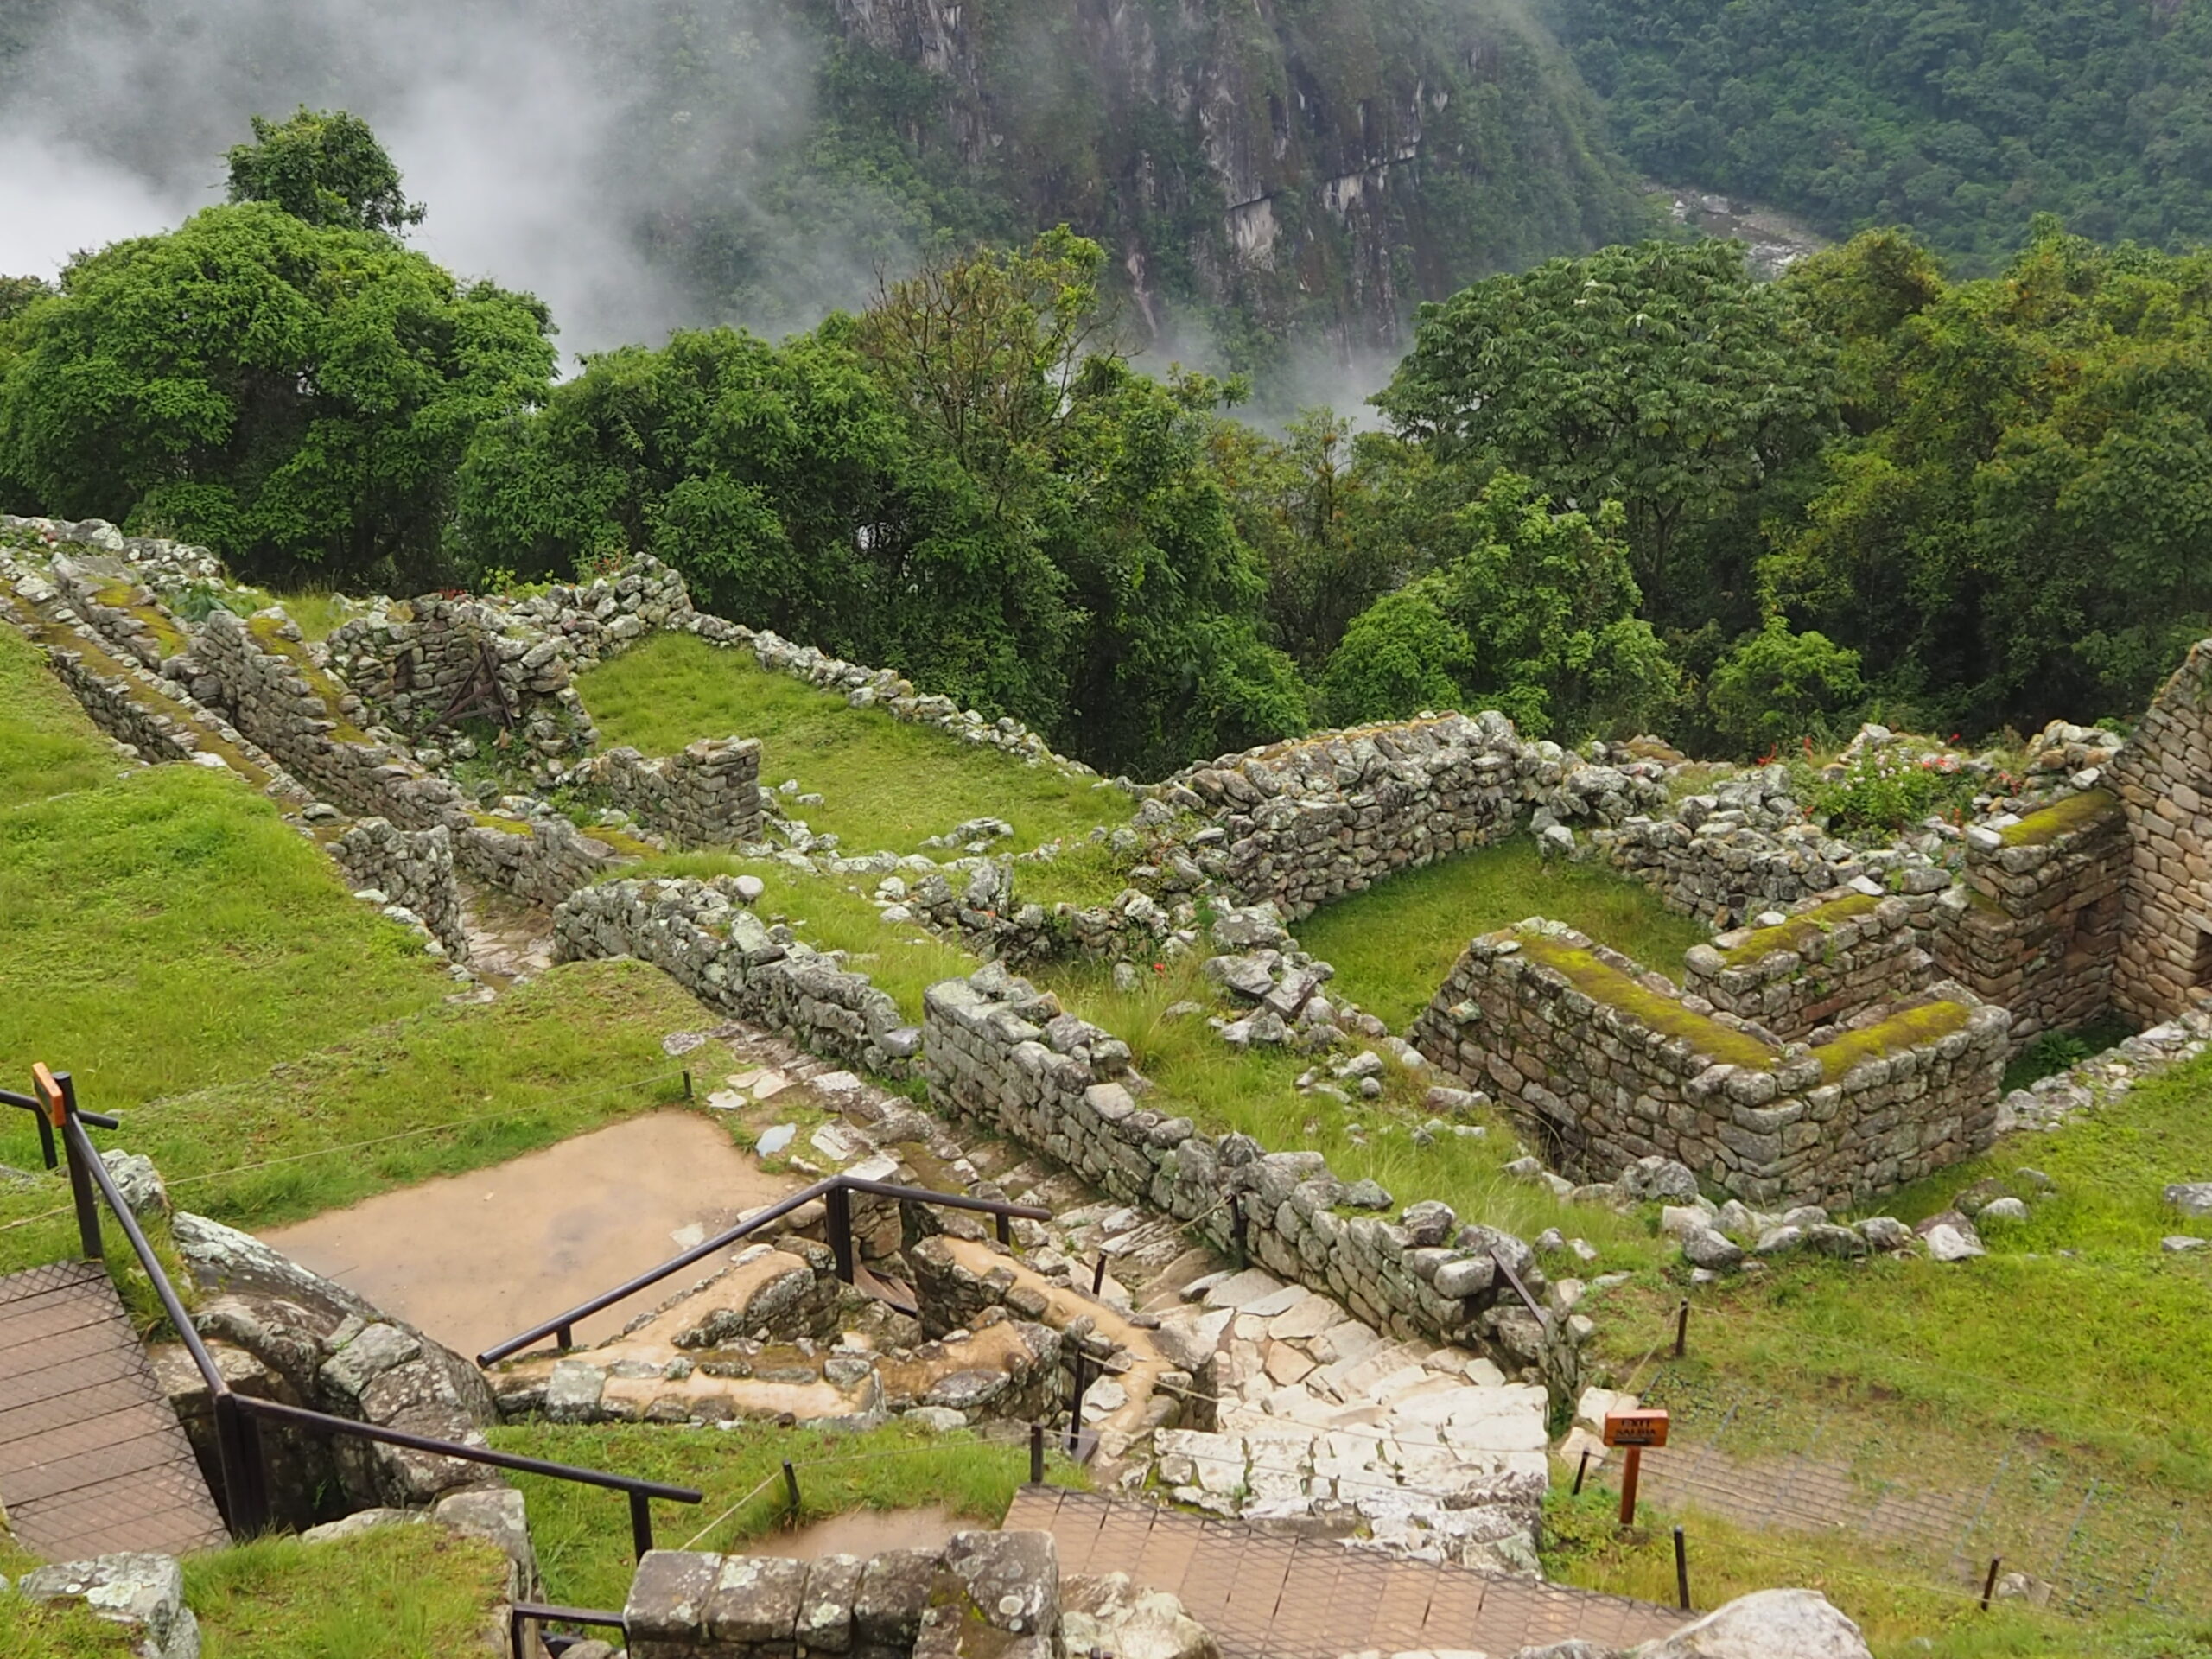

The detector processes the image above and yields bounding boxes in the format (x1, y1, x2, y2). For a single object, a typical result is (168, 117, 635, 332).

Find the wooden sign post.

(1603, 1408, 1669, 1528)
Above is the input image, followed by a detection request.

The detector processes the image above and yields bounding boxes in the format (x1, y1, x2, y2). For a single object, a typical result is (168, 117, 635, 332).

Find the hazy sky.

(0, 0, 828, 357)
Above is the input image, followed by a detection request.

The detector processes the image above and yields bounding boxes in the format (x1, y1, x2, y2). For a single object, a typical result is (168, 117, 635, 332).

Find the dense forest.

(10, 113, 2212, 780)
(1550, 0, 2212, 268)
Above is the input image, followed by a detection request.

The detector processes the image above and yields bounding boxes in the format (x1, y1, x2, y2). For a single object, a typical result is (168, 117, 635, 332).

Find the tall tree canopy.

(458, 232, 1305, 777)
(226, 107, 427, 237)
(0, 201, 553, 590)
(1376, 238, 1839, 628)
(1764, 221, 2212, 732)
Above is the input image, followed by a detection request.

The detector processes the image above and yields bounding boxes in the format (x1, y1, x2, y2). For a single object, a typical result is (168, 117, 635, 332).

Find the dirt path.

(261, 1110, 797, 1357)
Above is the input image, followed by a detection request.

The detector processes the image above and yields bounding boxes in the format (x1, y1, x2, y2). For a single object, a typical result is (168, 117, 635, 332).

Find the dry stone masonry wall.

(922, 964, 1584, 1399)
(329, 819, 469, 959)
(622, 1531, 1060, 1659)
(572, 737, 764, 849)
(1154, 712, 1666, 919)
(1415, 923, 2009, 1207)
(1934, 790, 2127, 1051)
(555, 877, 923, 1076)
(1684, 891, 1934, 1043)
(2113, 640, 2212, 1023)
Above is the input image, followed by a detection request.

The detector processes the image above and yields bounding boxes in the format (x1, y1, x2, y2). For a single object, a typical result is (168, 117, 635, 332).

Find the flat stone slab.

(1201, 1268, 1289, 1311)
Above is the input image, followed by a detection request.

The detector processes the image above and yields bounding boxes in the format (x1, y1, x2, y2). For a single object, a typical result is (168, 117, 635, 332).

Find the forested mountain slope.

(1548, 0, 2212, 268)
(0, 0, 1643, 369)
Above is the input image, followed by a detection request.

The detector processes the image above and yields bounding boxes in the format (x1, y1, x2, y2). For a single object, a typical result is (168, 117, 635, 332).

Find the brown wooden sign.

(31, 1062, 63, 1126)
(1603, 1408, 1670, 1449)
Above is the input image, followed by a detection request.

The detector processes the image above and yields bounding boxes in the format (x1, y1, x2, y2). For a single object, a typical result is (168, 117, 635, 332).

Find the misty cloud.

(0, 0, 893, 357)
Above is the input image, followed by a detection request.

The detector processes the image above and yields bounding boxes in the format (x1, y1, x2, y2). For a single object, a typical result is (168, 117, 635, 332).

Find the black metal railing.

(510, 1601, 627, 1659)
(21, 1065, 703, 1556)
(477, 1173, 1051, 1366)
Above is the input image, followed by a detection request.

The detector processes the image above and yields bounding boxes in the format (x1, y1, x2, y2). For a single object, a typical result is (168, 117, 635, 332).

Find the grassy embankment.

(0, 1526, 512, 1659)
(575, 631, 1135, 903)
(497, 1419, 1084, 1610)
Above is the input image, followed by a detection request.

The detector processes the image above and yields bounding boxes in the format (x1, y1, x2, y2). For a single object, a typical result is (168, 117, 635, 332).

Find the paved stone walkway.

(1007, 1487, 1684, 1658)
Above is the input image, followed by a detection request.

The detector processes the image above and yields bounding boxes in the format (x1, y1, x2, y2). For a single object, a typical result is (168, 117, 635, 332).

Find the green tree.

(0, 276, 52, 325)
(1321, 474, 1680, 739)
(1376, 238, 1839, 620)
(0, 202, 554, 589)
(1318, 582, 1474, 725)
(1762, 222, 2212, 731)
(226, 107, 426, 237)
(1706, 617, 1866, 755)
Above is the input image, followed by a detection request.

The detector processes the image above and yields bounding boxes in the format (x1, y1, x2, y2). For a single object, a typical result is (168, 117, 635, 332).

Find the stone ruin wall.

(1683, 891, 1935, 1043)
(2113, 641, 2212, 1025)
(555, 878, 925, 1078)
(1414, 925, 2010, 1208)
(921, 966, 1582, 1400)
(573, 737, 765, 849)
(328, 819, 470, 959)
(620, 1530, 1060, 1659)
(1154, 713, 1667, 920)
(1933, 790, 2128, 1051)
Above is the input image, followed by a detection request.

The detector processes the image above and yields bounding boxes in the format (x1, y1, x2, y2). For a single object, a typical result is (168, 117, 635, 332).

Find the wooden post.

(1092, 1254, 1109, 1294)
(1618, 1446, 1643, 1528)
(1674, 1300, 1690, 1358)
(824, 1185, 855, 1283)
(43, 1069, 102, 1262)
(1673, 1525, 1690, 1611)
(1980, 1557, 2003, 1610)
(683, 1069, 694, 1101)
(1572, 1449, 1590, 1496)
(1030, 1423, 1045, 1484)
(1601, 1409, 1668, 1530)
(782, 1459, 800, 1526)
(1066, 1352, 1089, 1454)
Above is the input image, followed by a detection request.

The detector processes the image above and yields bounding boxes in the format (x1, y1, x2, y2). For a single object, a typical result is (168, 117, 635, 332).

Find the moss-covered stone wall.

(1413, 923, 2009, 1207)
(1934, 788, 2127, 1049)
(1686, 889, 1934, 1043)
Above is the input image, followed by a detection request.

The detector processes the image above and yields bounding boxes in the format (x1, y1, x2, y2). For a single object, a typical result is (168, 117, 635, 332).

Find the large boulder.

(18, 1553, 200, 1659)
(1634, 1589, 1872, 1658)
(1062, 1573, 1219, 1659)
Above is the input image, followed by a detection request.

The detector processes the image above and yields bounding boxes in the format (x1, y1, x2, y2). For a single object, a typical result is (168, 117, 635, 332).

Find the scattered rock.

(2164, 1183, 2212, 1217)
(1633, 1587, 1872, 1658)
(1618, 1157, 1700, 1205)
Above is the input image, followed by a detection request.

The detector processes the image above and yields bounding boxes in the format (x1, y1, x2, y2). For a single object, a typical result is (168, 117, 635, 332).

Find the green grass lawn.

(575, 632, 1132, 856)
(0, 624, 124, 810)
(1294, 836, 1713, 1031)
(0, 766, 454, 1122)
(495, 1419, 1084, 1610)
(181, 1526, 509, 1659)
(0, 959, 709, 1274)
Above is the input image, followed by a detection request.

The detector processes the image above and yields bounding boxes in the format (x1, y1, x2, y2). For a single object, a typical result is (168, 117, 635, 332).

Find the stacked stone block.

(921, 966, 1579, 1397)
(1414, 924, 2009, 1207)
(1685, 890, 1934, 1043)
(331, 819, 469, 959)
(1154, 712, 1666, 919)
(2112, 643, 2212, 1022)
(623, 1531, 1058, 1659)
(574, 738, 764, 848)
(554, 878, 923, 1075)
(1934, 789, 2127, 1050)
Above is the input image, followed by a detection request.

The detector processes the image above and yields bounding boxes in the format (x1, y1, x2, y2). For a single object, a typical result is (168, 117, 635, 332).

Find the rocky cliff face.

(821, 0, 1643, 359)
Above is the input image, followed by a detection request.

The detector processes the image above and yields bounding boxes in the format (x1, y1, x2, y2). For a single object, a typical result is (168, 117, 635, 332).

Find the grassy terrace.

(1296, 837, 1711, 1030)
(0, 960, 706, 1275)
(0, 765, 454, 1124)
(0, 624, 120, 808)
(499, 1420, 1084, 1610)
(575, 632, 1133, 858)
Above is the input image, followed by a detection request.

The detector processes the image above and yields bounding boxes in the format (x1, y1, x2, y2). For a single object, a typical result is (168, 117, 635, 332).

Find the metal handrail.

(39, 1067, 702, 1554)
(2, 1081, 116, 1169)
(476, 1173, 1051, 1367)
(510, 1601, 626, 1659)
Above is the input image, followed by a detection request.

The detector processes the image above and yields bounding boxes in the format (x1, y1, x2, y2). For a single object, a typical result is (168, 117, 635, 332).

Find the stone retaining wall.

(1154, 713, 1666, 919)
(1934, 790, 2127, 1050)
(330, 820, 469, 959)
(1684, 891, 1933, 1043)
(621, 1531, 1059, 1659)
(573, 738, 764, 849)
(1414, 923, 2009, 1207)
(554, 878, 923, 1076)
(921, 966, 1580, 1399)
(2113, 642, 2212, 1023)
